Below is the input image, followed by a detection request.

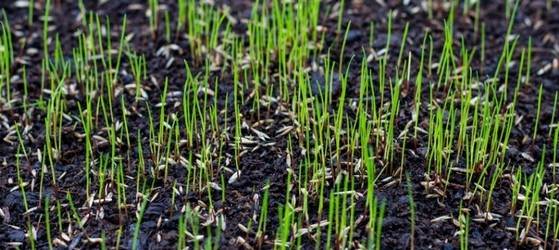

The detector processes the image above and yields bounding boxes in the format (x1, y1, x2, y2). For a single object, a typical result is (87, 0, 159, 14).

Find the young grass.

(132, 185, 151, 250)
(406, 173, 416, 250)
(458, 202, 470, 250)
(516, 155, 545, 246)
(164, 10, 170, 43)
(544, 188, 558, 250)
(44, 196, 53, 249)
(277, 165, 294, 249)
(553, 123, 559, 184)
(42, 0, 51, 60)
(0, 14, 13, 106)
(148, 0, 159, 38)
(533, 84, 544, 141)
(255, 181, 270, 248)
(14, 144, 35, 250)
(2, 0, 558, 249)
(335, 0, 345, 36)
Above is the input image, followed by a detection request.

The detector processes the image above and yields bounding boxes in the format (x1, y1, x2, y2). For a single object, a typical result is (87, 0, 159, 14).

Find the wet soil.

(1, 0, 559, 249)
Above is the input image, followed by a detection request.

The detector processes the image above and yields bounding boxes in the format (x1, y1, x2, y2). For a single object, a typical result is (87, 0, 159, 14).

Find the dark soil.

(1, 0, 559, 249)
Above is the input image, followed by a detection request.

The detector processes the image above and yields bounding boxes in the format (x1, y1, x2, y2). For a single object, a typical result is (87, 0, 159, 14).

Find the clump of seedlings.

(0, 0, 559, 249)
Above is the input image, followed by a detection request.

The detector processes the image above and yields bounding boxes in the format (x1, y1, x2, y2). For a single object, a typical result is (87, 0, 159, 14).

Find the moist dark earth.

(1, 0, 559, 249)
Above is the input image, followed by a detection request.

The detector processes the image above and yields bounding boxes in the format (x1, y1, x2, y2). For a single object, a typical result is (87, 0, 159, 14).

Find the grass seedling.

(325, 190, 335, 250)
(115, 160, 129, 218)
(552, 123, 559, 184)
(136, 130, 146, 194)
(526, 37, 532, 85)
(383, 11, 393, 63)
(548, 92, 558, 137)
(396, 22, 410, 68)
(132, 185, 150, 250)
(515, 156, 545, 245)
(177, 211, 186, 249)
(369, 22, 375, 48)
(336, 0, 345, 36)
(532, 84, 543, 142)
(276, 139, 295, 249)
(95, 16, 128, 123)
(480, 22, 486, 73)
(338, 22, 352, 73)
(66, 192, 83, 230)
(28, 0, 34, 25)
(485, 163, 505, 215)
(177, 0, 186, 32)
(427, 0, 433, 19)
(509, 167, 522, 215)
(43, 0, 51, 59)
(78, 0, 86, 26)
(164, 10, 170, 43)
(406, 173, 416, 250)
(428, 34, 434, 78)
(14, 144, 35, 249)
(333, 58, 352, 176)
(148, 0, 159, 38)
(44, 196, 53, 249)
(552, 196, 559, 250)
(27, 220, 36, 250)
(544, 190, 558, 249)
(0, 15, 13, 105)
(458, 202, 470, 250)
(127, 49, 147, 104)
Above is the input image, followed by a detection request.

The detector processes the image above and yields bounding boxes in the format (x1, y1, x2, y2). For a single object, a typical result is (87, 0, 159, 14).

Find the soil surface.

(1, 0, 559, 249)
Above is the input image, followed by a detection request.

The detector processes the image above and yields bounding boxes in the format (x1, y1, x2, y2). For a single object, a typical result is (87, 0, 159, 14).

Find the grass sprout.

(1, 0, 558, 249)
